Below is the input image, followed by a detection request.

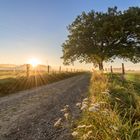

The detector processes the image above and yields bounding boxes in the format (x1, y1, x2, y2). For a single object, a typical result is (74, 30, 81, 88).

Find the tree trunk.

(98, 61, 104, 71)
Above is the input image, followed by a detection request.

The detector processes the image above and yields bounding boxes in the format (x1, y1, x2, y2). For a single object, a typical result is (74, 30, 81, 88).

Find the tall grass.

(0, 72, 84, 97)
(72, 72, 140, 140)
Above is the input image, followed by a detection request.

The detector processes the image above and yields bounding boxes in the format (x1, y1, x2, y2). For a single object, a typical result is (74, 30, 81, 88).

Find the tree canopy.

(61, 7, 140, 70)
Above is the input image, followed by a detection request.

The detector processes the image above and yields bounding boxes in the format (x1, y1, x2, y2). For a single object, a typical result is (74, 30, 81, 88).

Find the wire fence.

(0, 64, 85, 80)
(104, 63, 140, 74)
(1, 62, 140, 80)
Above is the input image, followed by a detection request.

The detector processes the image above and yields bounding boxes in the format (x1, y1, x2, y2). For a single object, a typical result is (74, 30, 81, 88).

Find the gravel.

(0, 74, 90, 140)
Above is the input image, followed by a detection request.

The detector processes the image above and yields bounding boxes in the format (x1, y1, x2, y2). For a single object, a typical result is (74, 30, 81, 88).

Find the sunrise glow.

(28, 58, 40, 67)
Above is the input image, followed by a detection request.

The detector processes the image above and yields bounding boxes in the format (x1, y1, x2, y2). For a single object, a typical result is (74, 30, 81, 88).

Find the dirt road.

(0, 74, 90, 140)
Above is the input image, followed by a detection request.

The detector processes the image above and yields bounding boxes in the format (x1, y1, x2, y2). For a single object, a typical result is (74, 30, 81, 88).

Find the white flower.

(64, 113, 71, 120)
(81, 104, 88, 110)
(65, 105, 69, 108)
(115, 97, 121, 101)
(60, 108, 68, 113)
(82, 134, 88, 140)
(88, 106, 99, 112)
(93, 103, 100, 108)
(101, 109, 109, 116)
(98, 101, 107, 104)
(61, 105, 70, 113)
(101, 91, 110, 96)
(76, 102, 82, 108)
(105, 89, 110, 92)
(110, 125, 118, 131)
(71, 131, 78, 137)
(77, 125, 86, 128)
(83, 98, 88, 102)
(112, 126, 118, 131)
(82, 131, 92, 140)
(82, 101, 88, 106)
(54, 118, 62, 128)
(86, 125, 93, 128)
(87, 130, 92, 135)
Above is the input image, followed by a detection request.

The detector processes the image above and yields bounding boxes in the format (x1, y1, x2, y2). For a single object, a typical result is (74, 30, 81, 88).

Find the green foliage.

(117, 7, 140, 63)
(62, 7, 140, 70)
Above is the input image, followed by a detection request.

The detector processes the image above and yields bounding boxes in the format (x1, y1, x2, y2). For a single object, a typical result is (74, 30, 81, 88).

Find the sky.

(0, 0, 140, 70)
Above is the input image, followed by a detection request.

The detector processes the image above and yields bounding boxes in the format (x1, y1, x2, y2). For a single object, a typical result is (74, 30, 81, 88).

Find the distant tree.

(61, 7, 140, 70)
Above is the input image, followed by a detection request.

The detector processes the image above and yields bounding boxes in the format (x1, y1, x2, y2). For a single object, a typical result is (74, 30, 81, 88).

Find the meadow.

(0, 70, 84, 97)
(72, 72, 140, 140)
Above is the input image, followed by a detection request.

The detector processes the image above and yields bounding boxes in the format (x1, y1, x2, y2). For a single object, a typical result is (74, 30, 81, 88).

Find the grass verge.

(72, 72, 140, 140)
(0, 72, 85, 97)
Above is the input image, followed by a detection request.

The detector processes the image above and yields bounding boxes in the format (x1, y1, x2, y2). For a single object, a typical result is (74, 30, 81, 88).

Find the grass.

(0, 70, 47, 80)
(125, 73, 140, 96)
(0, 71, 85, 97)
(72, 72, 140, 140)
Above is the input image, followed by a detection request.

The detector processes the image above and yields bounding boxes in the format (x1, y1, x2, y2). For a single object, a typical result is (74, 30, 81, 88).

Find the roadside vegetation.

(72, 72, 140, 140)
(0, 72, 85, 97)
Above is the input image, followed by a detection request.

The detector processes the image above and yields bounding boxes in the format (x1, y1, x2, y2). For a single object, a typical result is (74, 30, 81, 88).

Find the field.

(71, 72, 140, 140)
(0, 70, 47, 80)
(0, 70, 85, 97)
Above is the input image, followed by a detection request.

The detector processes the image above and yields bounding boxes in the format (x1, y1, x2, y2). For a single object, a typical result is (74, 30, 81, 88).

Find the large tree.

(61, 7, 140, 70)
(117, 7, 140, 63)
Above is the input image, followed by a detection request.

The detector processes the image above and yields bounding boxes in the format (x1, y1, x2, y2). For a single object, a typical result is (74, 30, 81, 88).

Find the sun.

(28, 58, 40, 67)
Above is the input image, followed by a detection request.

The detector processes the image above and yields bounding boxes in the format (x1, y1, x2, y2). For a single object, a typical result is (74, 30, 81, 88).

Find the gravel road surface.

(0, 74, 90, 140)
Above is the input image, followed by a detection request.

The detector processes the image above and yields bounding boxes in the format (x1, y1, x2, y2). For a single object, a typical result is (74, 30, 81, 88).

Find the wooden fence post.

(47, 65, 50, 74)
(59, 66, 61, 73)
(122, 63, 125, 75)
(26, 64, 30, 78)
(111, 66, 113, 73)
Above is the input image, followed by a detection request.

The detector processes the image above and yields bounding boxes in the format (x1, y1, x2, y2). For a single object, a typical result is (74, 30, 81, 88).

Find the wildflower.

(102, 91, 110, 96)
(93, 103, 100, 108)
(81, 104, 88, 110)
(82, 134, 88, 140)
(82, 99, 88, 107)
(65, 105, 69, 108)
(98, 101, 108, 108)
(83, 98, 88, 102)
(64, 105, 70, 111)
(115, 97, 121, 101)
(76, 102, 81, 108)
(77, 125, 86, 128)
(101, 110, 109, 116)
(112, 126, 118, 131)
(54, 118, 62, 128)
(110, 125, 118, 131)
(86, 125, 93, 128)
(82, 101, 88, 106)
(99, 101, 107, 104)
(88, 106, 99, 112)
(64, 113, 71, 120)
(61, 105, 70, 113)
(60, 108, 68, 113)
(71, 131, 78, 137)
(90, 103, 95, 106)
(87, 130, 92, 135)
(105, 89, 110, 92)
(82, 131, 92, 140)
